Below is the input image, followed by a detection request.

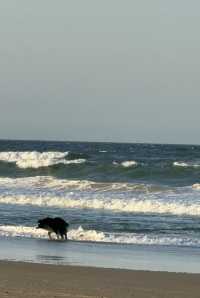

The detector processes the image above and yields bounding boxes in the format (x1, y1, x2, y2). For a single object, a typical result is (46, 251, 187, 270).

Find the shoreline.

(0, 260, 200, 298)
(1, 236, 200, 273)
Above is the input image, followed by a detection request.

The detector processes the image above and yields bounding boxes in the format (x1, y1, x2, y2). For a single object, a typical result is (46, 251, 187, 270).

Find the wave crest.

(0, 176, 167, 192)
(192, 183, 200, 190)
(0, 151, 86, 168)
(173, 161, 200, 168)
(0, 193, 200, 216)
(113, 160, 138, 168)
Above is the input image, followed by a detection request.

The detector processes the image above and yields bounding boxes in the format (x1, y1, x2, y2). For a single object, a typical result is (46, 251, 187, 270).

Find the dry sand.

(0, 261, 200, 298)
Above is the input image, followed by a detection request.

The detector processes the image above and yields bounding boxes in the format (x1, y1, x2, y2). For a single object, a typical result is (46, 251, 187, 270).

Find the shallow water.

(1, 237, 200, 273)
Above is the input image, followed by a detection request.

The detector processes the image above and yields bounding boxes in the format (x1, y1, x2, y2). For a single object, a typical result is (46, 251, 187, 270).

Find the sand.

(0, 261, 200, 298)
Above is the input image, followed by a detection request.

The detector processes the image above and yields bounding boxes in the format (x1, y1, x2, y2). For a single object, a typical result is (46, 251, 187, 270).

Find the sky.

(0, 1, 199, 144)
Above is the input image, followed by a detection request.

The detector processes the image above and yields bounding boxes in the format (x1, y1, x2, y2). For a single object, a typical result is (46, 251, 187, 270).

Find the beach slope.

(0, 261, 199, 298)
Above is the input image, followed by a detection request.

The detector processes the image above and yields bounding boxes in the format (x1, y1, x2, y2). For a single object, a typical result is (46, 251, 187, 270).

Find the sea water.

(0, 140, 200, 272)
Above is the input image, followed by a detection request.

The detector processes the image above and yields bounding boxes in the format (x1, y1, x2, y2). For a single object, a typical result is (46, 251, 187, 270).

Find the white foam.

(0, 225, 199, 247)
(0, 177, 198, 217)
(192, 183, 200, 190)
(0, 151, 86, 168)
(113, 160, 138, 168)
(0, 225, 106, 241)
(0, 192, 200, 216)
(0, 176, 164, 192)
(173, 162, 189, 167)
(0, 225, 47, 238)
(0, 176, 92, 189)
(63, 159, 86, 165)
(173, 161, 200, 168)
(121, 160, 138, 167)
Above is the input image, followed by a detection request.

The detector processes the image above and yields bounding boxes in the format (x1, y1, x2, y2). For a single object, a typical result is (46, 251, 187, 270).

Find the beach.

(0, 261, 199, 298)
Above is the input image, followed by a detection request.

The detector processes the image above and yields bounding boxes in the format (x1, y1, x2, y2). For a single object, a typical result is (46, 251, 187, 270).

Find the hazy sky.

(0, 1, 199, 144)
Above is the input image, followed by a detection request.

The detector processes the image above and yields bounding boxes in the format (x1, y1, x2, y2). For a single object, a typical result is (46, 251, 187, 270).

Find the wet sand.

(0, 261, 200, 298)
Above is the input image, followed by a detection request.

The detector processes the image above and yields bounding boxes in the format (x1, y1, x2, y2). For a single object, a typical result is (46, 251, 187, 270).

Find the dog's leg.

(64, 233, 68, 240)
(56, 233, 60, 240)
(48, 232, 52, 240)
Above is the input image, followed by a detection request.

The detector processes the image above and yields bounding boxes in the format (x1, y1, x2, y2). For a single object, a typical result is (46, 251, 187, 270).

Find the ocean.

(0, 140, 200, 272)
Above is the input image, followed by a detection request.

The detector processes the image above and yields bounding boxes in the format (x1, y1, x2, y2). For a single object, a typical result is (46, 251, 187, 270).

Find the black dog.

(37, 217, 69, 240)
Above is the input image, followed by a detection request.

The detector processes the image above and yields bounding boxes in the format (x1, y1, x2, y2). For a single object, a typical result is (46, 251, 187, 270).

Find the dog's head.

(37, 217, 53, 230)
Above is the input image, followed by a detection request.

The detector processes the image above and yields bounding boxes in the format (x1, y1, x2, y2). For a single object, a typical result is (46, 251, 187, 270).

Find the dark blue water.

(0, 140, 200, 186)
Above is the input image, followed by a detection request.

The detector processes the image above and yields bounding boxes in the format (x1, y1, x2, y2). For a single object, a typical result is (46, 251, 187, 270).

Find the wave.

(0, 176, 168, 193)
(113, 160, 138, 168)
(0, 191, 200, 216)
(0, 151, 86, 168)
(192, 183, 200, 190)
(173, 161, 200, 168)
(0, 225, 199, 247)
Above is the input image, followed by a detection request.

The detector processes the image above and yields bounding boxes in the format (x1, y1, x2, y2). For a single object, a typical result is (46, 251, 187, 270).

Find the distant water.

(1, 140, 200, 248)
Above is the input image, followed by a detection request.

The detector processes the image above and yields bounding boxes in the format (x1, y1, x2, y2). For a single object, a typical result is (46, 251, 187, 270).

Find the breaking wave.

(121, 160, 138, 167)
(192, 183, 200, 190)
(0, 151, 86, 168)
(0, 192, 200, 216)
(0, 225, 199, 247)
(113, 160, 138, 168)
(0, 176, 167, 192)
(173, 161, 200, 168)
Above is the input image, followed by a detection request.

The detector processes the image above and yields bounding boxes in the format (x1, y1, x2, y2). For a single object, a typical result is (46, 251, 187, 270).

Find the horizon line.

(0, 138, 199, 147)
